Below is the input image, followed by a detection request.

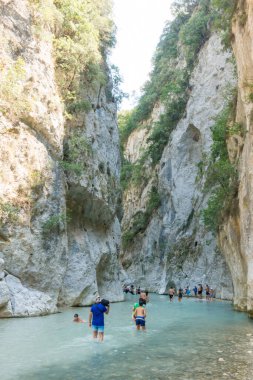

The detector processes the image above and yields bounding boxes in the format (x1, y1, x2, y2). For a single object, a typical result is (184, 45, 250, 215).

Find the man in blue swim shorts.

(133, 299, 146, 331)
(88, 296, 110, 342)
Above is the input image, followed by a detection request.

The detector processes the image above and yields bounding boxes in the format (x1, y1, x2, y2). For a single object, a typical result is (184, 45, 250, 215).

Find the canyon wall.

(219, 0, 253, 316)
(0, 0, 123, 317)
(121, 33, 234, 298)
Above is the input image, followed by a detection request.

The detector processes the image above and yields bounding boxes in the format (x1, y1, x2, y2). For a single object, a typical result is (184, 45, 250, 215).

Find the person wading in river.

(168, 287, 175, 302)
(140, 290, 149, 304)
(178, 288, 183, 302)
(88, 296, 109, 342)
(205, 284, 211, 301)
(198, 284, 203, 299)
(133, 299, 146, 331)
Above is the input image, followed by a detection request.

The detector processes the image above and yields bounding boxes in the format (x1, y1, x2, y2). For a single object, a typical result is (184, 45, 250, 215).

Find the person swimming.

(73, 314, 85, 323)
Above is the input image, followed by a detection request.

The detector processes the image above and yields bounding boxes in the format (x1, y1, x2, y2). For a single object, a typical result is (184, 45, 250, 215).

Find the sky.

(111, 0, 173, 110)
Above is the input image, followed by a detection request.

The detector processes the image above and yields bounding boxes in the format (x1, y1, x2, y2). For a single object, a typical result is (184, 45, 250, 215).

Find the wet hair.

(139, 300, 144, 307)
(74, 314, 78, 318)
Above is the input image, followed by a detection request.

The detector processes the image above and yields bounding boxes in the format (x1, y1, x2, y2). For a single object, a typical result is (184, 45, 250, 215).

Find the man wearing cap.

(88, 296, 110, 342)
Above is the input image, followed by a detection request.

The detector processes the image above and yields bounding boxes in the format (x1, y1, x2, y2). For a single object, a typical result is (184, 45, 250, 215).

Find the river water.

(0, 294, 253, 380)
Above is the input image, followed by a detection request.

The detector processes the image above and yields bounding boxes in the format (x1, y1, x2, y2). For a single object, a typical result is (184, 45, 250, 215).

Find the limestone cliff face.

(219, 0, 253, 316)
(121, 34, 235, 298)
(0, 0, 123, 317)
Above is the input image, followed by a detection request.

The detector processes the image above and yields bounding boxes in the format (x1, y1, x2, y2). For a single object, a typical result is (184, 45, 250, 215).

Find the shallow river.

(0, 294, 253, 380)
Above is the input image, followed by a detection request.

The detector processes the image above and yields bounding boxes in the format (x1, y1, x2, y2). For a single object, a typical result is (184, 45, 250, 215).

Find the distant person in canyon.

(185, 286, 191, 297)
(140, 290, 149, 304)
(193, 286, 198, 297)
(178, 288, 183, 302)
(198, 284, 203, 299)
(136, 286, 141, 295)
(73, 314, 85, 323)
(133, 299, 146, 331)
(168, 287, 175, 302)
(205, 284, 211, 301)
(210, 288, 215, 300)
(88, 296, 110, 342)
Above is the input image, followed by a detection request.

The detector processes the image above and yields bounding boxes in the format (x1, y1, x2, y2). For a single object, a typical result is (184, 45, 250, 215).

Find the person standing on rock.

(168, 287, 175, 302)
(88, 296, 109, 342)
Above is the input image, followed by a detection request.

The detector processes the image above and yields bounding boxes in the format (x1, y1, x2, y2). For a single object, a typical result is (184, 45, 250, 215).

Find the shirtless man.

(198, 284, 203, 299)
(168, 287, 175, 302)
(140, 290, 149, 304)
(133, 300, 146, 331)
(73, 313, 85, 323)
(205, 284, 210, 301)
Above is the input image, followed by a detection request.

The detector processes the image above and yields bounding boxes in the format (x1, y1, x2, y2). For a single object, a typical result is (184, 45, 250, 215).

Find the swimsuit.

(135, 316, 145, 326)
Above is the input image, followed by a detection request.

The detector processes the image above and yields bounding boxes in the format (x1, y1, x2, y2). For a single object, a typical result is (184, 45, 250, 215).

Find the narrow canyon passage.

(0, 295, 252, 380)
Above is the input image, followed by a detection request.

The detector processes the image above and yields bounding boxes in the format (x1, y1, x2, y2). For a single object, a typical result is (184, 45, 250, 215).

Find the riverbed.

(0, 294, 252, 380)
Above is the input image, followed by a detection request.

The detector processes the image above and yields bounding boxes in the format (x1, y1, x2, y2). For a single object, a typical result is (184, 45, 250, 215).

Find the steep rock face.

(219, 0, 253, 316)
(0, 0, 123, 317)
(121, 34, 234, 297)
(59, 84, 123, 306)
(0, 0, 67, 316)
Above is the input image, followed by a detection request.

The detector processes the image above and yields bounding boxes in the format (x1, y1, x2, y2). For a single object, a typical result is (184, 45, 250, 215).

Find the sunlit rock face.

(219, 0, 253, 316)
(121, 34, 235, 298)
(58, 83, 123, 306)
(0, 0, 123, 317)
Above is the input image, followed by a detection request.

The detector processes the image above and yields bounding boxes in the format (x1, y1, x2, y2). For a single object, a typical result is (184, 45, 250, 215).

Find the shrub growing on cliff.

(30, 0, 115, 117)
(0, 57, 30, 120)
(0, 201, 20, 226)
(119, 0, 213, 181)
(42, 212, 70, 234)
(202, 102, 239, 233)
(61, 134, 91, 176)
(53, 0, 114, 101)
(122, 186, 161, 249)
(210, 0, 237, 47)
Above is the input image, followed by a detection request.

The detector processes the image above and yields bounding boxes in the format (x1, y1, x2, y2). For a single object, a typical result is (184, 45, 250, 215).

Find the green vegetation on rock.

(61, 134, 91, 176)
(202, 97, 240, 233)
(120, 0, 213, 193)
(0, 57, 30, 120)
(0, 200, 20, 226)
(122, 186, 161, 249)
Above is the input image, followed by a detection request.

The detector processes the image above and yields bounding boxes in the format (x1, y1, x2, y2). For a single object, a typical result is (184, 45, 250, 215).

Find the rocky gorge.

(0, 0, 253, 319)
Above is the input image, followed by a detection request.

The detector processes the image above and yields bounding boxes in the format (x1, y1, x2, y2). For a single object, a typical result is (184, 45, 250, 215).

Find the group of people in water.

(168, 284, 216, 302)
(73, 284, 215, 341)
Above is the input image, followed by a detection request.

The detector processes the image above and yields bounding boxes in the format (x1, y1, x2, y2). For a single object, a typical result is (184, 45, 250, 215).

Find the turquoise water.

(0, 294, 253, 380)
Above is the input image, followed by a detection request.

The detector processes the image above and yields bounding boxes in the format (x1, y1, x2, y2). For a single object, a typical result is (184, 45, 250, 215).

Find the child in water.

(133, 300, 146, 330)
(73, 313, 86, 323)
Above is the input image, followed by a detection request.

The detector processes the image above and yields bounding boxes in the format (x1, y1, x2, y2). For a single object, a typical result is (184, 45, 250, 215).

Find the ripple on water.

(0, 295, 252, 380)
